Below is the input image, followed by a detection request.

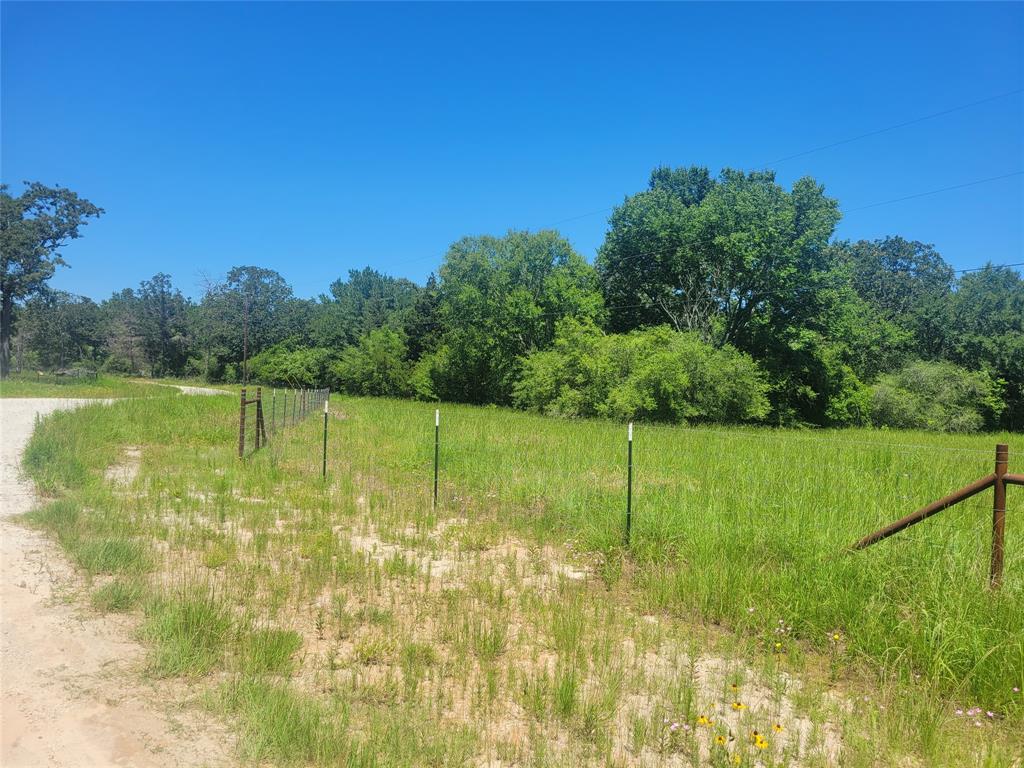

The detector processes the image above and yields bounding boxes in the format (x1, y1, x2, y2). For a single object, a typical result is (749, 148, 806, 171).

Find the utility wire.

(394, 169, 1023, 272)
(762, 88, 1023, 165)
(536, 89, 1024, 229)
(843, 171, 1024, 212)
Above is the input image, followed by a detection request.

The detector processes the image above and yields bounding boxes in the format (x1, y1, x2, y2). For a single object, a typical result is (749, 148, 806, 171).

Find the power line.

(843, 171, 1023, 213)
(958, 261, 1024, 274)
(388, 170, 1023, 276)
(535, 89, 1024, 230)
(762, 88, 1023, 166)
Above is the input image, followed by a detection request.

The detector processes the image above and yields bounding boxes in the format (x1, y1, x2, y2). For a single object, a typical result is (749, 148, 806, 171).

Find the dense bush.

(248, 345, 333, 388)
(869, 360, 1004, 432)
(330, 327, 411, 397)
(513, 319, 770, 423)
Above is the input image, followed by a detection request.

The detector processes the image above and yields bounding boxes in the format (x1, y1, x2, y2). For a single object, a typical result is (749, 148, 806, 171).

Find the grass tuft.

(143, 592, 233, 677)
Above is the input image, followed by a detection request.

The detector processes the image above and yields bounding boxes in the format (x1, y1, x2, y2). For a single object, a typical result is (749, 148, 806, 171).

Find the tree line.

(2, 169, 1021, 431)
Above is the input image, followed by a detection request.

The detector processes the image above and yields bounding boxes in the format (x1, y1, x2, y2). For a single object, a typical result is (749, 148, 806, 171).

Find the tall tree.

(596, 167, 840, 347)
(199, 266, 295, 382)
(13, 291, 102, 371)
(137, 273, 190, 376)
(428, 230, 604, 404)
(948, 265, 1024, 430)
(312, 267, 420, 349)
(835, 236, 954, 359)
(597, 167, 843, 423)
(0, 183, 103, 377)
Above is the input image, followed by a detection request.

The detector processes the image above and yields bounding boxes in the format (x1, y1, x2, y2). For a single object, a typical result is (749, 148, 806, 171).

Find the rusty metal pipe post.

(238, 388, 247, 458)
(853, 472, 996, 550)
(991, 444, 1008, 588)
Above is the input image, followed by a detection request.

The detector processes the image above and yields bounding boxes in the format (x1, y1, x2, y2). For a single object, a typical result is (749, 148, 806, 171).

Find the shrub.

(330, 327, 411, 397)
(513, 319, 770, 424)
(869, 360, 1004, 432)
(248, 345, 333, 388)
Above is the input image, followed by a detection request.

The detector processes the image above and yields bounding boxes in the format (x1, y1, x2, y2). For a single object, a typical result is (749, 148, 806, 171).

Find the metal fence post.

(238, 388, 247, 458)
(433, 409, 440, 507)
(322, 398, 329, 479)
(991, 443, 1008, 588)
(625, 422, 633, 547)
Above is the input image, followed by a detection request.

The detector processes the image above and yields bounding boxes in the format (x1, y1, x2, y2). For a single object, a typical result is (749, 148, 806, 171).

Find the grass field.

(0, 372, 173, 398)
(21, 393, 1024, 766)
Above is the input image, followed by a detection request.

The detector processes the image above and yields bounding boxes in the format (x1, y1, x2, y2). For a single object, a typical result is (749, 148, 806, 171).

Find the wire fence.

(238, 386, 329, 458)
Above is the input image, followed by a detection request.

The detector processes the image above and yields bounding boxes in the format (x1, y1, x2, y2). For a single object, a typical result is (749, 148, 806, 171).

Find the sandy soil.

(0, 398, 234, 767)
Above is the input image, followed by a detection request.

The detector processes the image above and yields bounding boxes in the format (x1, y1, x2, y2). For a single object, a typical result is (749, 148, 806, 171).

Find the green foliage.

(249, 344, 333, 387)
(7, 168, 1021, 434)
(514, 319, 769, 423)
(431, 230, 604, 404)
(596, 167, 839, 346)
(331, 327, 411, 397)
(311, 267, 420, 349)
(837, 236, 954, 359)
(948, 265, 1024, 431)
(869, 360, 1005, 432)
(0, 181, 104, 377)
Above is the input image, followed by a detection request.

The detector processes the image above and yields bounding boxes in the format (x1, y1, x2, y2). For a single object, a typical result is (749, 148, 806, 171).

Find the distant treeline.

(5, 168, 1022, 431)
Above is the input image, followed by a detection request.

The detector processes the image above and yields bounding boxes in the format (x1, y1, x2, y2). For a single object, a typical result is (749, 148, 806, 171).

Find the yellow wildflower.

(731, 701, 747, 711)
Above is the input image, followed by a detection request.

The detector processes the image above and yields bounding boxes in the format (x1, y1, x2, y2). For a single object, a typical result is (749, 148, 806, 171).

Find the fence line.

(852, 443, 1023, 587)
(238, 386, 329, 458)
(235, 396, 1017, 587)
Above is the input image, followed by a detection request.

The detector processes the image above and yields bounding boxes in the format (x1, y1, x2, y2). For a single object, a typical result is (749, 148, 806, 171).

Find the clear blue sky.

(3, 2, 1022, 301)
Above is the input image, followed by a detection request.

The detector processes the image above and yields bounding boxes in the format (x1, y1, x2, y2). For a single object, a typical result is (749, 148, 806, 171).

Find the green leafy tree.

(948, 265, 1024, 430)
(312, 267, 420, 349)
(426, 230, 604, 404)
(198, 266, 296, 382)
(248, 344, 333, 388)
(597, 167, 841, 423)
(0, 183, 103, 377)
(136, 273, 190, 376)
(597, 167, 839, 347)
(13, 290, 102, 371)
(835, 236, 954, 358)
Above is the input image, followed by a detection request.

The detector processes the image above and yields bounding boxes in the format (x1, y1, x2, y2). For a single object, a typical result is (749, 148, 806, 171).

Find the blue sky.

(3, 2, 1022, 301)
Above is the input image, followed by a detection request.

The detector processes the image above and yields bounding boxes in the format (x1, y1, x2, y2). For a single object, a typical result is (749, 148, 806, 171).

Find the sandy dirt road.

(1, 398, 233, 767)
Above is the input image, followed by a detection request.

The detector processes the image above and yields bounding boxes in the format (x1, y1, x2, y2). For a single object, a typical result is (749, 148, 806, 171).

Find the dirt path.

(0, 398, 233, 767)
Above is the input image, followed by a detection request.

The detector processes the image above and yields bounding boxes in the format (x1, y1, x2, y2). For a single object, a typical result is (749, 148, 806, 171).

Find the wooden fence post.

(238, 388, 247, 458)
(991, 443, 1008, 588)
(254, 387, 262, 451)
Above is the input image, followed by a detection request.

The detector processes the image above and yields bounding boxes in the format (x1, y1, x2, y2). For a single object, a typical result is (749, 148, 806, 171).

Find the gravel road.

(0, 398, 233, 767)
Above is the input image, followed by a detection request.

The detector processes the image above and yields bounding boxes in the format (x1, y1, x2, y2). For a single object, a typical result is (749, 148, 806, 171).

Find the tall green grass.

(329, 397, 1022, 710)
(19, 391, 1024, 764)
